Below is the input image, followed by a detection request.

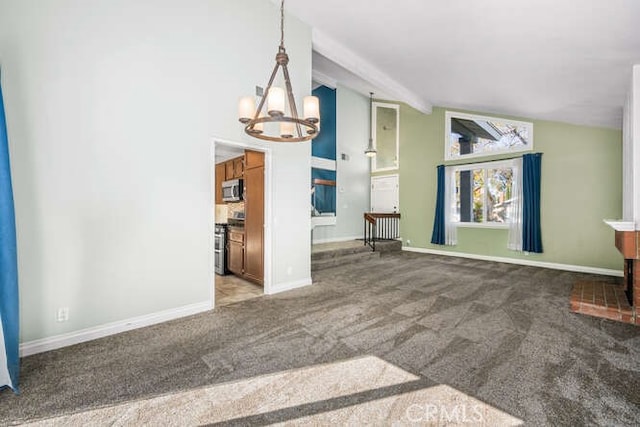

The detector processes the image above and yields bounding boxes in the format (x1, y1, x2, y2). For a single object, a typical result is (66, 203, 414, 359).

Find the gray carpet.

(1, 251, 639, 425)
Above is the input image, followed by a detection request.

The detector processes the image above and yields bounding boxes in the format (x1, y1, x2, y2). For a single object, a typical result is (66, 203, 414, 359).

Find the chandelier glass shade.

(238, 0, 320, 142)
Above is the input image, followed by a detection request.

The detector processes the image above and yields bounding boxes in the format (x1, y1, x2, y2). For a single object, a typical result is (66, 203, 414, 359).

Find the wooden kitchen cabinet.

(215, 163, 225, 204)
(227, 228, 244, 275)
(243, 150, 264, 285)
(233, 157, 244, 178)
(225, 161, 234, 181)
(245, 150, 264, 169)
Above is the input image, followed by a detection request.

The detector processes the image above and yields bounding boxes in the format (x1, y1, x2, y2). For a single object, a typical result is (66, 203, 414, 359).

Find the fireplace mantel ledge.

(603, 219, 636, 231)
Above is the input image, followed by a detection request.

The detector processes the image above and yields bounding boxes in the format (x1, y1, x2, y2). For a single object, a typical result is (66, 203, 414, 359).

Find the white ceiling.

(215, 143, 244, 164)
(285, 0, 640, 129)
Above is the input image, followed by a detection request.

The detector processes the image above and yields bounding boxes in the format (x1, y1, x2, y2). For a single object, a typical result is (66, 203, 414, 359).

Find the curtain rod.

(440, 152, 542, 168)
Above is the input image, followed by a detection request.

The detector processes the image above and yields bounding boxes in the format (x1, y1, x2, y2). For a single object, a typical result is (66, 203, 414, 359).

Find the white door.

(371, 175, 399, 213)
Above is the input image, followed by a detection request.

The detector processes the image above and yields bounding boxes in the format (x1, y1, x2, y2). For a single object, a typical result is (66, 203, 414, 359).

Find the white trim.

(449, 158, 516, 172)
(312, 70, 337, 90)
(311, 215, 337, 228)
(402, 246, 623, 277)
(445, 111, 534, 161)
(211, 137, 273, 296)
(311, 156, 337, 171)
(20, 301, 212, 357)
(372, 102, 400, 173)
(312, 29, 432, 115)
(266, 277, 312, 295)
(455, 222, 509, 229)
(0, 318, 12, 389)
(603, 219, 635, 232)
(312, 235, 361, 244)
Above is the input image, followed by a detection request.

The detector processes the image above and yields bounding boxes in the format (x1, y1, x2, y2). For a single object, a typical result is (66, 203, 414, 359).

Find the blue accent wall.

(311, 86, 336, 160)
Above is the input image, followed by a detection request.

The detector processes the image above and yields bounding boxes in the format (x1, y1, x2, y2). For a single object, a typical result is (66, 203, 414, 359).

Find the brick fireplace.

(570, 231, 640, 325)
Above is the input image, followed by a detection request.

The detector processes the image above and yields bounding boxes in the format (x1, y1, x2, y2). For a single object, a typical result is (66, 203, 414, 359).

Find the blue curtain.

(522, 153, 543, 253)
(430, 165, 445, 245)
(0, 75, 19, 393)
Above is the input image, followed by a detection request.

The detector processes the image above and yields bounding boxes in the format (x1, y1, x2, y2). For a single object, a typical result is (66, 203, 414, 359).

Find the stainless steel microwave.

(222, 179, 243, 202)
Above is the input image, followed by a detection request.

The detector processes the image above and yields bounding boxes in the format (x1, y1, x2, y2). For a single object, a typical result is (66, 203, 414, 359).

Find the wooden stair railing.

(364, 212, 401, 251)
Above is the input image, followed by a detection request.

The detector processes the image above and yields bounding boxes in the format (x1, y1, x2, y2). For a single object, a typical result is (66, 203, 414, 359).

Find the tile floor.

(215, 274, 263, 306)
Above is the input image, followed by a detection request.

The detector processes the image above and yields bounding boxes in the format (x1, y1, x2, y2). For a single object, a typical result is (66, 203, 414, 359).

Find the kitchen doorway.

(211, 138, 272, 308)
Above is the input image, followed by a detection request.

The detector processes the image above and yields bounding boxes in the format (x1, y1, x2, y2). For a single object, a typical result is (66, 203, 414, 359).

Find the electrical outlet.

(56, 307, 69, 322)
(406, 239, 411, 246)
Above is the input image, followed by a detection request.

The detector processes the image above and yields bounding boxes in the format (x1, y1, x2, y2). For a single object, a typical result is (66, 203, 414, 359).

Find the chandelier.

(365, 92, 377, 157)
(238, 0, 320, 142)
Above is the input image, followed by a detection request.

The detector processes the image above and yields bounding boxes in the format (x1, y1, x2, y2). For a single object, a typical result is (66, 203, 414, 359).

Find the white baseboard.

(312, 235, 361, 244)
(402, 246, 623, 277)
(267, 277, 312, 295)
(20, 301, 213, 357)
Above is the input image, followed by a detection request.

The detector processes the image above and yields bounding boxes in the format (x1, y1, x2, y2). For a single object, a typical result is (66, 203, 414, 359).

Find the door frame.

(210, 136, 273, 305)
(370, 174, 399, 212)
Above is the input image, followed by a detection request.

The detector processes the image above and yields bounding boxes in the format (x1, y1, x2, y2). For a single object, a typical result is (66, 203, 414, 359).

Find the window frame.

(450, 159, 517, 229)
(445, 111, 534, 161)
(372, 102, 400, 172)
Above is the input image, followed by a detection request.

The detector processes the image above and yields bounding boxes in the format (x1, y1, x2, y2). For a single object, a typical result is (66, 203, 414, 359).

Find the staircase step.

(372, 239, 403, 253)
(311, 250, 380, 271)
(312, 243, 373, 261)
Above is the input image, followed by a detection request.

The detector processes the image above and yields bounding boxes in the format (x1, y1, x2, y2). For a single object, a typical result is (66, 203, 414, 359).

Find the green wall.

(375, 105, 623, 271)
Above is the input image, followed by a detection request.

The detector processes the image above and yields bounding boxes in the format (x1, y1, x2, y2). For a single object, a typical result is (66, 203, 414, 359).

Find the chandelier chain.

(280, 0, 285, 50)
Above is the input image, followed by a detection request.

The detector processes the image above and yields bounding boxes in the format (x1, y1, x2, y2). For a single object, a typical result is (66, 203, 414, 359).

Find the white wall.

(0, 0, 312, 342)
(634, 65, 640, 230)
(312, 85, 370, 243)
(622, 64, 640, 230)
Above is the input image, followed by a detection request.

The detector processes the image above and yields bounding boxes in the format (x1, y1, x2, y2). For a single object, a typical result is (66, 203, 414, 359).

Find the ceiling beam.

(312, 69, 337, 89)
(312, 29, 432, 115)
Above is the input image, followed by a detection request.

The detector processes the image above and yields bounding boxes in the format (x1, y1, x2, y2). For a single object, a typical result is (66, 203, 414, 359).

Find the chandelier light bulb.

(238, 96, 256, 124)
(267, 87, 285, 117)
(280, 121, 295, 138)
(252, 112, 265, 134)
(303, 96, 320, 123)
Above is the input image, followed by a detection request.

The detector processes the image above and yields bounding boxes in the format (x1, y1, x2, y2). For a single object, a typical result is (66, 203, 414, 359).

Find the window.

(445, 111, 533, 161)
(372, 102, 400, 172)
(452, 160, 516, 227)
(311, 167, 336, 216)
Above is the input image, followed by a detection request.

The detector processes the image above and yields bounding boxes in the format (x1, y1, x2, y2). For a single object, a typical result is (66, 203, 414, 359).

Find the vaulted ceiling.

(285, 0, 640, 129)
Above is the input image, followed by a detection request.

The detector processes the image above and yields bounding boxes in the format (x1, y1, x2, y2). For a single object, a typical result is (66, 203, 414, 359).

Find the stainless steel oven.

(214, 224, 227, 275)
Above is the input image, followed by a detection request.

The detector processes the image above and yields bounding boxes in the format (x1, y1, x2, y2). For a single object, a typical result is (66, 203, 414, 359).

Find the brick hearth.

(570, 230, 640, 326)
(570, 281, 636, 324)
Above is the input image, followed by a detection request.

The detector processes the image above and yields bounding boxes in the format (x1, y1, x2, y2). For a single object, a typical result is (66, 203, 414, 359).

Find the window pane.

(454, 169, 484, 223)
(472, 169, 484, 222)
(375, 106, 398, 170)
(311, 168, 336, 216)
(454, 171, 461, 222)
(447, 113, 532, 159)
(486, 168, 513, 223)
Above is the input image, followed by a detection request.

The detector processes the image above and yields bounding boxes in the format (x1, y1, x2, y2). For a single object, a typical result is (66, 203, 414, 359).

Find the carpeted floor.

(1, 251, 639, 425)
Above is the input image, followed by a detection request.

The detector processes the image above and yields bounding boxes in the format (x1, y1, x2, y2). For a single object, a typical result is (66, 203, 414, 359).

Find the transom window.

(452, 160, 516, 227)
(445, 111, 533, 160)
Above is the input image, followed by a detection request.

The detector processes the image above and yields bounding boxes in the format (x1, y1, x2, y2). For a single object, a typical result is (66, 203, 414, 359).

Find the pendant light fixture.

(238, 0, 320, 142)
(365, 92, 377, 157)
